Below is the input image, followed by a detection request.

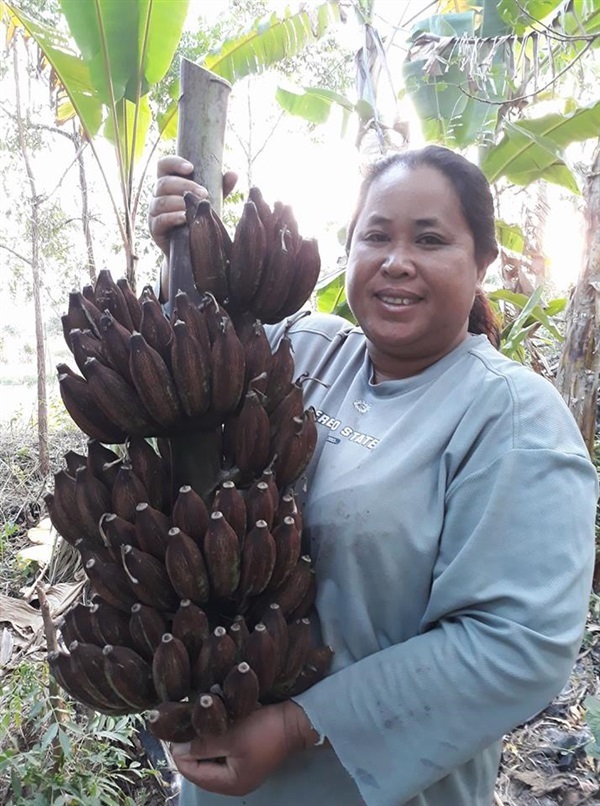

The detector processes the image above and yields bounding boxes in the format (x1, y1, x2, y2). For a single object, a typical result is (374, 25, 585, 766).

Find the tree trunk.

(168, 59, 231, 307)
(555, 145, 600, 457)
(72, 124, 97, 283)
(13, 40, 49, 476)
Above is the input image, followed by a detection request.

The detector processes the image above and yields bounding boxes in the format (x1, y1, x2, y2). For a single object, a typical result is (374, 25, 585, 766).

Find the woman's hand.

(149, 156, 237, 257)
(171, 700, 318, 797)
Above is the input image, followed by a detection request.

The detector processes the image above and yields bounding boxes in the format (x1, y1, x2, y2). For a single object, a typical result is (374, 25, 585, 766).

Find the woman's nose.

(381, 245, 415, 276)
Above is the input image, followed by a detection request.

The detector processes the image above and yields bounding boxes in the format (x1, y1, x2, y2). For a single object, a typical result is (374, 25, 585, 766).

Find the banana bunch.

(48, 189, 333, 742)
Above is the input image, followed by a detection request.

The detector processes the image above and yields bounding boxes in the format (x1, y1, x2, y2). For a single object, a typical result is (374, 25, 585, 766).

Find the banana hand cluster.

(49, 189, 332, 741)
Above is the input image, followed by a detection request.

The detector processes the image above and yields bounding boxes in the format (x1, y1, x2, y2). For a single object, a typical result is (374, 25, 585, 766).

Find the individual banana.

(64, 449, 87, 476)
(94, 269, 133, 330)
(238, 520, 276, 598)
(250, 226, 296, 324)
(102, 644, 158, 710)
(48, 650, 132, 715)
(87, 440, 120, 484)
(74, 465, 112, 543)
(273, 617, 311, 695)
(172, 290, 211, 357)
(171, 600, 209, 664)
(272, 408, 318, 489)
(69, 640, 132, 712)
(84, 556, 138, 613)
(228, 200, 267, 310)
(228, 616, 249, 662)
(274, 492, 303, 533)
(94, 269, 134, 331)
(147, 702, 196, 743)
(264, 555, 314, 619)
(243, 623, 276, 697)
(172, 485, 209, 546)
(274, 238, 321, 320)
(100, 512, 138, 561)
(261, 602, 289, 679)
(210, 312, 246, 413)
(222, 662, 260, 721)
(99, 312, 134, 385)
(245, 480, 275, 532)
(111, 463, 149, 523)
(191, 693, 228, 737)
(139, 296, 174, 363)
(203, 511, 241, 599)
(116, 277, 143, 331)
(47, 469, 85, 546)
(165, 527, 210, 605)
(120, 545, 178, 612)
(134, 502, 172, 560)
(58, 369, 128, 443)
(129, 602, 168, 661)
(212, 481, 246, 544)
(127, 436, 170, 514)
(170, 319, 211, 418)
(230, 390, 270, 480)
(84, 356, 159, 436)
(286, 646, 334, 696)
(152, 633, 192, 702)
(60, 603, 100, 646)
(69, 329, 105, 377)
(194, 626, 236, 688)
(91, 600, 132, 647)
(129, 332, 183, 429)
(268, 515, 302, 591)
(66, 290, 102, 337)
(188, 198, 230, 304)
(264, 335, 295, 414)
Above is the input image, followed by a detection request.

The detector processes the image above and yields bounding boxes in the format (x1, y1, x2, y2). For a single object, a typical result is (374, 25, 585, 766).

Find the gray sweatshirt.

(180, 313, 598, 806)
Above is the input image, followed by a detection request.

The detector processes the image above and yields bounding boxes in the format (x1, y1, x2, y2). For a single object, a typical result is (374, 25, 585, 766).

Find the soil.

(0, 421, 598, 805)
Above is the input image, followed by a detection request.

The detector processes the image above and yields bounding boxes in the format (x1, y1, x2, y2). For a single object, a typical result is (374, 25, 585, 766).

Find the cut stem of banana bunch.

(49, 188, 332, 742)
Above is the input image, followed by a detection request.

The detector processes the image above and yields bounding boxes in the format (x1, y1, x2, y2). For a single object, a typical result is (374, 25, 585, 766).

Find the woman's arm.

(290, 447, 597, 804)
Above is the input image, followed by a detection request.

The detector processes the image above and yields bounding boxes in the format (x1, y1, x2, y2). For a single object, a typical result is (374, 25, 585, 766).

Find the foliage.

(584, 693, 600, 760)
(0, 660, 157, 804)
(489, 286, 566, 362)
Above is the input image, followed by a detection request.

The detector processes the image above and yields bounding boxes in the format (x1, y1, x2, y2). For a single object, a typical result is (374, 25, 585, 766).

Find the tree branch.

(0, 243, 33, 265)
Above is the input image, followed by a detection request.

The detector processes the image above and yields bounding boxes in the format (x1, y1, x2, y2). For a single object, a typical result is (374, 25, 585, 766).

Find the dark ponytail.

(469, 289, 501, 348)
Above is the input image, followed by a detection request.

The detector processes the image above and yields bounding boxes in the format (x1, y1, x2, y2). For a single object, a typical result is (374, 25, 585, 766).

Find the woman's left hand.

(171, 700, 316, 796)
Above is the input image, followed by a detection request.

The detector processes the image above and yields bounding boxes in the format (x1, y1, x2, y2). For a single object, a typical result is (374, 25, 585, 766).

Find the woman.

(148, 146, 598, 805)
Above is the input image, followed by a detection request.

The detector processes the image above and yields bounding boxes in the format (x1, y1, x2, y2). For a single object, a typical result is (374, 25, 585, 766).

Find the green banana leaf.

(3, 4, 104, 137)
(496, 220, 526, 254)
(158, 2, 342, 140)
(481, 101, 600, 189)
(204, 1, 341, 84)
(490, 286, 566, 354)
(497, 0, 565, 35)
(59, 0, 188, 104)
(402, 9, 506, 148)
(315, 271, 355, 322)
(275, 84, 354, 128)
(5, 0, 188, 161)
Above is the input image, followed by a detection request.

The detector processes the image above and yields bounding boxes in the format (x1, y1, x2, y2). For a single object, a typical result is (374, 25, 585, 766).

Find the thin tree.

(12, 34, 49, 475)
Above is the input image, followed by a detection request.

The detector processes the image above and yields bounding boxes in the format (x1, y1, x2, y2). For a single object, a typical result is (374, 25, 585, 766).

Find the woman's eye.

(418, 234, 443, 245)
(363, 232, 387, 242)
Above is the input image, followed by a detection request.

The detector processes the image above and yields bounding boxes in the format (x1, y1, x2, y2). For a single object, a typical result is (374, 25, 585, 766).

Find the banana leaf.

(481, 101, 600, 189)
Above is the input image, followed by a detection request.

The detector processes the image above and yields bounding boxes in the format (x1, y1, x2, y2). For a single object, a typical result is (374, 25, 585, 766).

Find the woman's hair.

(346, 145, 501, 347)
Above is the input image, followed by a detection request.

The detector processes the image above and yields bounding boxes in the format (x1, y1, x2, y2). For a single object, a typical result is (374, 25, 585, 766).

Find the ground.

(0, 420, 598, 805)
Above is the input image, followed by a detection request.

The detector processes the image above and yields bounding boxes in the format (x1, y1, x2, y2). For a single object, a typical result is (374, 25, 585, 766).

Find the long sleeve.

(293, 445, 597, 805)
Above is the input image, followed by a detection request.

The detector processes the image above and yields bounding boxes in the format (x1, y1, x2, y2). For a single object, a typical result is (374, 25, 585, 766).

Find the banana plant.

(2, 0, 190, 286)
(1, 0, 342, 286)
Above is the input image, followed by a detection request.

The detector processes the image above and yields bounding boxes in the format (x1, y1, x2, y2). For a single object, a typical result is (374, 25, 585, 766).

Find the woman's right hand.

(148, 156, 238, 257)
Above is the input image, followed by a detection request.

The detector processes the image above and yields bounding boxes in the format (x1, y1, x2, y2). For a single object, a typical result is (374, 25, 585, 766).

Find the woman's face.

(346, 164, 486, 381)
